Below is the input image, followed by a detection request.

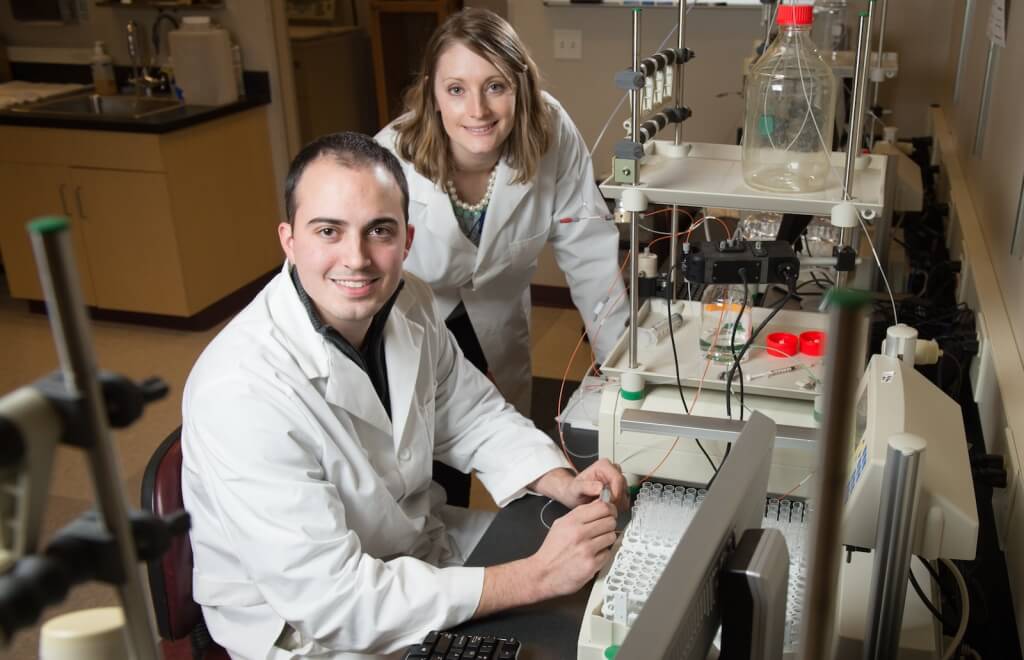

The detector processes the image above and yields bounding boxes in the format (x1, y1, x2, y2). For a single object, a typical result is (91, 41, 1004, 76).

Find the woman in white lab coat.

(376, 8, 628, 419)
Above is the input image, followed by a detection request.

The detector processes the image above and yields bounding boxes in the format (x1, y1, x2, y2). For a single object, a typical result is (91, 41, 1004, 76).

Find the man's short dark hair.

(284, 132, 410, 226)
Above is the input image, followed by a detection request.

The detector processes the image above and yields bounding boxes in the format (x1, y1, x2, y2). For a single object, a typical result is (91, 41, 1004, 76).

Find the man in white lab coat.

(181, 132, 626, 659)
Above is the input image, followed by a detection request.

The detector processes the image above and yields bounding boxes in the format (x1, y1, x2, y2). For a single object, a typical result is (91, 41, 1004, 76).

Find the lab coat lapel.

(475, 160, 530, 269)
(383, 297, 424, 450)
(269, 263, 394, 434)
(323, 351, 393, 435)
(408, 169, 476, 257)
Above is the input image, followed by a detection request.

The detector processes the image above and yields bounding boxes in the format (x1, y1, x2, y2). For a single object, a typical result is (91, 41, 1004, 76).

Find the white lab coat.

(181, 266, 569, 659)
(376, 94, 628, 413)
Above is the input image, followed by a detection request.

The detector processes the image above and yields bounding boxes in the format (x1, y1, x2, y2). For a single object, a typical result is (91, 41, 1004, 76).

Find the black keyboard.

(403, 631, 520, 660)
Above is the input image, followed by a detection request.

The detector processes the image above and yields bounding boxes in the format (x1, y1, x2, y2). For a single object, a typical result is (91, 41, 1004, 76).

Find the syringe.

(639, 313, 684, 347)
(745, 361, 819, 382)
(558, 214, 614, 224)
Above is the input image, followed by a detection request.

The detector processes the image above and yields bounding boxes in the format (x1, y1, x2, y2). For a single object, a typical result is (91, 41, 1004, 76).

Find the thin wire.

(940, 558, 970, 660)
(730, 272, 750, 421)
(909, 569, 949, 627)
(779, 472, 814, 499)
(539, 498, 557, 529)
(858, 211, 900, 324)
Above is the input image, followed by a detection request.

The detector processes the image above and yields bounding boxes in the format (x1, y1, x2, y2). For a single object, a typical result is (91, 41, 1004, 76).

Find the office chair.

(141, 427, 229, 660)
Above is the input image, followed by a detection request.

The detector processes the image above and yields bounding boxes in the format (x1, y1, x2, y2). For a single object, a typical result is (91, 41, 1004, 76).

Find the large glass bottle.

(742, 4, 837, 193)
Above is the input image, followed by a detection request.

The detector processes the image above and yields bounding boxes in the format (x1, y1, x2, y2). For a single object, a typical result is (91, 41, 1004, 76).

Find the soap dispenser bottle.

(90, 41, 117, 96)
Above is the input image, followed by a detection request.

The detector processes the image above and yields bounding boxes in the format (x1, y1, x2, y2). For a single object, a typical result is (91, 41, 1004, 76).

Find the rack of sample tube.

(582, 481, 811, 657)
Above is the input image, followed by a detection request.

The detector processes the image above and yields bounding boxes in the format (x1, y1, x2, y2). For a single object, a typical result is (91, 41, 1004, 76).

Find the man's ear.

(404, 223, 415, 259)
(278, 222, 295, 263)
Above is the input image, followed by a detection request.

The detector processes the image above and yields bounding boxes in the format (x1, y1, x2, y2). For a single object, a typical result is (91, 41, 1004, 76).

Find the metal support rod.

(799, 292, 868, 660)
(843, 10, 872, 202)
(863, 434, 927, 660)
(628, 8, 642, 370)
(868, 0, 890, 149)
(953, 0, 975, 104)
(674, 0, 687, 145)
(670, 207, 680, 301)
(837, 11, 871, 289)
(29, 218, 160, 660)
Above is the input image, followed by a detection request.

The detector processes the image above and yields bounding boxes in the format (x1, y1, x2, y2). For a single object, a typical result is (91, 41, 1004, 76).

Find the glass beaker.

(812, 0, 849, 55)
(699, 284, 753, 362)
(742, 4, 837, 193)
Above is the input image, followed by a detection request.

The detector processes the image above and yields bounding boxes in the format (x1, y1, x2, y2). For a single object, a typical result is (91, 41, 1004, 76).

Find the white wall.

(0, 0, 292, 220)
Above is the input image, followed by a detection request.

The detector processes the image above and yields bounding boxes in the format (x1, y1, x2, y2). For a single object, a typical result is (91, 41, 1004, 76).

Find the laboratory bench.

(0, 69, 271, 134)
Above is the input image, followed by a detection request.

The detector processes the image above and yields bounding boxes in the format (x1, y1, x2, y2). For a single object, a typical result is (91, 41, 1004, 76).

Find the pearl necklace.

(446, 166, 498, 214)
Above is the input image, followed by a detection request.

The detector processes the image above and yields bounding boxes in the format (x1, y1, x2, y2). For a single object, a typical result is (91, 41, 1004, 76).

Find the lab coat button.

(398, 447, 412, 461)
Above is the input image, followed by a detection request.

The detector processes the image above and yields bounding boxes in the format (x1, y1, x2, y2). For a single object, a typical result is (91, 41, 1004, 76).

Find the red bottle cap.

(799, 330, 826, 356)
(766, 332, 799, 357)
(777, 5, 814, 26)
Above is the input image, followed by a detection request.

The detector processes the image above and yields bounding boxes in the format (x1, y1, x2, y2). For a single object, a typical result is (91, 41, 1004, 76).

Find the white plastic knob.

(830, 202, 859, 228)
(621, 188, 649, 213)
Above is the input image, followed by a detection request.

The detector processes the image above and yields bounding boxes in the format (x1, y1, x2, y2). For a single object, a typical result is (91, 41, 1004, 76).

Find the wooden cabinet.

(0, 109, 281, 317)
(0, 162, 96, 303)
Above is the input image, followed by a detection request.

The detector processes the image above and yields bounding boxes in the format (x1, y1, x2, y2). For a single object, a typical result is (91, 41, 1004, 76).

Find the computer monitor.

(842, 353, 978, 560)
(615, 411, 778, 659)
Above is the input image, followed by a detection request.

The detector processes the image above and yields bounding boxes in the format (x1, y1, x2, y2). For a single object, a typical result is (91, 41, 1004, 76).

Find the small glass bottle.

(742, 4, 837, 193)
(699, 284, 753, 362)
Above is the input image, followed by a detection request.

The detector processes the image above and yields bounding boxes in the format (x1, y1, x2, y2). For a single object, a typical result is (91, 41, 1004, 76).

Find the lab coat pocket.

(503, 226, 550, 277)
(479, 225, 549, 287)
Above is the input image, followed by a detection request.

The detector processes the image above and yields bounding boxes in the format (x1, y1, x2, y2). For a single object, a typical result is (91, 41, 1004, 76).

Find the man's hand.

(528, 499, 618, 598)
(531, 459, 629, 512)
(474, 498, 619, 617)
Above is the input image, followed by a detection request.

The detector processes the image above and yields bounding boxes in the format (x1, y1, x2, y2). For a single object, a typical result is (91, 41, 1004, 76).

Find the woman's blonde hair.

(393, 8, 553, 186)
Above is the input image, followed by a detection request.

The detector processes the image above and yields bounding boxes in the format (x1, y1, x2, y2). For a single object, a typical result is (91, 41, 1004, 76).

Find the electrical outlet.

(553, 29, 582, 60)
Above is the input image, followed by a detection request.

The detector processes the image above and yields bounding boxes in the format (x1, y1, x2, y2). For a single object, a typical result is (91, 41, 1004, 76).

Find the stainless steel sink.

(12, 93, 183, 119)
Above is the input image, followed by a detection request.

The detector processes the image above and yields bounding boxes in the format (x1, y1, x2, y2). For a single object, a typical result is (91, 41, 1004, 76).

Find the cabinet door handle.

(74, 186, 86, 219)
(58, 184, 70, 216)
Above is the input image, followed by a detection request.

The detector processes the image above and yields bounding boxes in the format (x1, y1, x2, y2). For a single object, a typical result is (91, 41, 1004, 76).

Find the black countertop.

(0, 64, 271, 134)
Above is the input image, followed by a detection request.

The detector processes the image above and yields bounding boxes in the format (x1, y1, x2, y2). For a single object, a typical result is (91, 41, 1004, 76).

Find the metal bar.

(629, 8, 642, 370)
(799, 291, 868, 660)
(953, 0, 976, 104)
(620, 409, 817, 450)
(28, 218, 160, 660)
(670, 207, 680, 301)
(837, 11, 872, 289)
(863, 435, 927, 660)
(674, 0, 687, 145)
(972, 42, 998, 156)
(843, 10, 872, 202)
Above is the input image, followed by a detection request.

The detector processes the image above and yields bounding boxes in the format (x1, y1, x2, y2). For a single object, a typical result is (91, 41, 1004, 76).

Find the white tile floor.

(0, 276, 586, 659)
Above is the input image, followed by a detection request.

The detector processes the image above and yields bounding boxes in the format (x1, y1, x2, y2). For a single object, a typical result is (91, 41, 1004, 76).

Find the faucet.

(151, 11, 180, 60)
(125, 19, 163, 96)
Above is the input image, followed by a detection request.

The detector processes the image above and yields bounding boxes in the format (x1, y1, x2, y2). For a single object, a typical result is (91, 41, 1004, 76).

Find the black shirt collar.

(290, 267, 403, 418)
